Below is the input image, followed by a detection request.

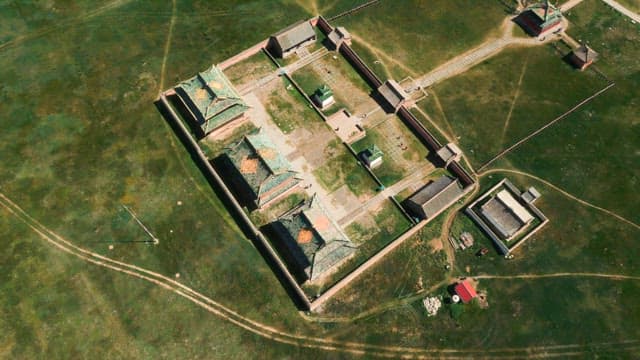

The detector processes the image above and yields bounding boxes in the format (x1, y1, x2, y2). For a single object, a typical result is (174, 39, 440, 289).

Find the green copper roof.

(366, 144, 383, 161)
(277, 194, 356, 281)
(315, 85, 333, 102)
(225, 130, 299, 207)
(530, 2, 562, 25)
(176, 65, 249, 135)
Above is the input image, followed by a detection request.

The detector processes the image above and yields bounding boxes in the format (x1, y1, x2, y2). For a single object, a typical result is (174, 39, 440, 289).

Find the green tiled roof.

(225, 130, 299, 207)
(315, 85, 333, 102)
(277, 195, 356, 281)
(176, 65, 249, 135)
(366, 144, 383, 161)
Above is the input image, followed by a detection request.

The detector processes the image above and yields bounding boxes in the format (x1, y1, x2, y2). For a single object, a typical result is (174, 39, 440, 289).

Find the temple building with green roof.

(175, 65, 249, 138)
(273, 194, 357, 283)
(224, 129, 300, 209)
(516, 1, 563, 37)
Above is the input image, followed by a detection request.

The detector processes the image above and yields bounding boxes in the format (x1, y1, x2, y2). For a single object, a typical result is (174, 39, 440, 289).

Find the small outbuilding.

(569, 45, 598, 71)
(175, 65, 249, 138)
(313, 85, 335, 109)
(521, 186, 541, 204)
(454, 280, 477, 304)
(480, 189, 534, 242)
(269, 20, 316, 58)
(359, 145, 383, 169)
(377, 80, 408, 113)
(327, 26, 352, 50)
(437, 143, 463, 166)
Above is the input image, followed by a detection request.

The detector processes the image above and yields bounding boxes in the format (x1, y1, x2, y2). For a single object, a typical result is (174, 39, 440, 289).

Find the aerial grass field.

(417, 43, 608, 169)
(332, 0, 508, 80)
(1, 0, 639, 358)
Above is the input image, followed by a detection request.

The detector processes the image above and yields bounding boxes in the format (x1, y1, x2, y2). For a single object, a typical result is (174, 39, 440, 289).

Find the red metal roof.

(454, 280, 477, 303)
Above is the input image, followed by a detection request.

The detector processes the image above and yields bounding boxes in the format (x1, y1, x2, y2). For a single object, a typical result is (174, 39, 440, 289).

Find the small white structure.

(452, 294, 461, 303)
(312, 85, 335, 109)
(423, 296, 442, 317)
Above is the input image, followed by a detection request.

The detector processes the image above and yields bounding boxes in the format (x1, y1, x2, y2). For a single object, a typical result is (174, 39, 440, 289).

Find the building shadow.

(166, 94, 206, 140)
(261, 222, 309, 284)
(155, 97, 311, 310)
(512, 11, 539, 37)
(154, 98, 256, 240)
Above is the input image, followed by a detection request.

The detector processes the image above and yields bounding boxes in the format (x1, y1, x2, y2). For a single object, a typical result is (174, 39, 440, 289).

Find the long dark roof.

(272, 20, 316, 51)
(409, 176, 464, 218)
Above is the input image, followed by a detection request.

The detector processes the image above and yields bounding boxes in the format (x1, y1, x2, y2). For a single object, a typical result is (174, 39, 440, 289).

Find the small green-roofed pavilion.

(175, 65, 249, 136)
(314, 85, 333, 102)
(530, 2, 562, 27)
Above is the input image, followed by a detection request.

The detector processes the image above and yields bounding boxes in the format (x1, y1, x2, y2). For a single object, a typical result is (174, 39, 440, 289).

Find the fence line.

(328, 0, 381, 21)
(157, 94, 311, 310)
(478, 81, 616, 172)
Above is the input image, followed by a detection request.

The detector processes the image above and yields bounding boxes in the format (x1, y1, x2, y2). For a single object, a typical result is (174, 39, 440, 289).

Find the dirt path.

(602, 0, 640, 23)
(560, 0, 586, 12)
(476, 272, 640, 281)
(479, 168, 640, 231)
(500, 56, 529, 144)
(350, 33, 419, 78)
(158, 0, 177, 93)
(2, 191, 638, 358)
(429, 91, 457, 140)
(411, 105, 453, 143)
(0, 0, 136, 52)
(415, 16, 560, 89)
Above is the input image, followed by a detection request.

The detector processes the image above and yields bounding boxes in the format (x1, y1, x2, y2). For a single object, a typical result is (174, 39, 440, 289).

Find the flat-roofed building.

(480, 190, 534, 241)
(377, 80, 408, 113)
(225, 130, 300, 209)
(405, 176, 464, 220)
(175, 65, 249, 138)
(274, 194, 357, 282)
(269, 20, 316, 58)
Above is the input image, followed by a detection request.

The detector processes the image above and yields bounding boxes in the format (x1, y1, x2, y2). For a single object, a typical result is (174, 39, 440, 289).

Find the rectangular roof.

(272, 20, 316, 51)
(409, 176, 464, 218)
(480, 197, 523, 239)
(378, 80, 407, 108)
(176, 65, 249, 134)
(496, 190, 534, 224)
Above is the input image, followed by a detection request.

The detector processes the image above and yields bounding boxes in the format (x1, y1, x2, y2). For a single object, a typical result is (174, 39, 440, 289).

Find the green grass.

(333, 0, 508, 80)
(419, 43, 607, 169)
(351, 135, 405, 185)
(313, 142, 377, 196)
(493, 0, 640, 224)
